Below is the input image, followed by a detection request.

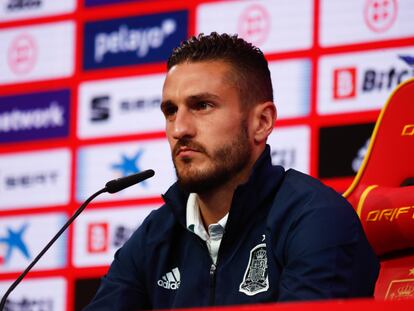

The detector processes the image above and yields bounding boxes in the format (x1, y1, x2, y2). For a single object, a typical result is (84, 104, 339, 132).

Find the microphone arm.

(0, 169, 155, 310)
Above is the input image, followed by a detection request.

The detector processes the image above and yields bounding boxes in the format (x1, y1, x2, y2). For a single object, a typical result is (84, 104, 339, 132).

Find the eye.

(193, 101, 212, 111)
(161, 103, 177, 118)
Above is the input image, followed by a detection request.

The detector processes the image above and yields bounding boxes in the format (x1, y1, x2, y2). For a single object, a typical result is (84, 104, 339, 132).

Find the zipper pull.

(210, 264, 216, 277)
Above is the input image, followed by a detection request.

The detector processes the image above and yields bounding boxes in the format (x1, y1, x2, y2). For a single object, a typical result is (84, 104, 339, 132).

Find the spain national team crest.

(239, 243, 269, 296)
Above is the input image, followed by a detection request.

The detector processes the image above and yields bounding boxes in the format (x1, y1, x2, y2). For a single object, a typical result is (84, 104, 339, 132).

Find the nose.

(170, 107, 196, 140)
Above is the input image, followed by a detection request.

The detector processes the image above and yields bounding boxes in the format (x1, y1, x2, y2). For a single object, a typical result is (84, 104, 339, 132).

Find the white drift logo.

(94, 19, 177, 63)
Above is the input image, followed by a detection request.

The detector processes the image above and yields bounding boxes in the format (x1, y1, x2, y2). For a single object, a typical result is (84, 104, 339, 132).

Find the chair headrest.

(356, 184, 414, 255)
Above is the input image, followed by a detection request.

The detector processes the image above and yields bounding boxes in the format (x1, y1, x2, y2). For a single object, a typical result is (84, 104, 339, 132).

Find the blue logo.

(0, 90, 70, 144)
(85, 0, 141, 7)
(399, 55, 414, 67)
(83, 10, 188, 70)
(0, 224, 30, 265)
(111, 149, 147, 187)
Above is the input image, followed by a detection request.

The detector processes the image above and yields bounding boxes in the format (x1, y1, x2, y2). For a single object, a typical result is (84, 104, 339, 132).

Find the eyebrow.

(186, 93, 221, 103)
(161, 92, 221, 111)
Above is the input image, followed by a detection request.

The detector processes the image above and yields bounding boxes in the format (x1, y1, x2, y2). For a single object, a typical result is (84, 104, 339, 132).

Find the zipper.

(193, 236, 218, 305)
(209, 263, 217, 305)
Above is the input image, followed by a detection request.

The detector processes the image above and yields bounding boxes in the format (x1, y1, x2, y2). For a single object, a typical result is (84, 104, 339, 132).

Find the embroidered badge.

(239, 243, 269, 296)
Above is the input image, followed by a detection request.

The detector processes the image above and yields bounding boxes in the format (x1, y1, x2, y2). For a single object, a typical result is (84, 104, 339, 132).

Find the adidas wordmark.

(157, 267, 180, 290)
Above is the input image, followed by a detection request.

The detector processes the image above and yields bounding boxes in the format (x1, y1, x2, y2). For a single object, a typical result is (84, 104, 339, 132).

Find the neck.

(196, 180, 238, 228)
(196, 150, 262, 228)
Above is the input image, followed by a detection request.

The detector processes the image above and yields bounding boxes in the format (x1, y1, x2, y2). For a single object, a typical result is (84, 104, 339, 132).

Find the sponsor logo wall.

(0, 89, 70, 143)
(0, 149, 71, 210)
(269, 59, 311, 119)
(0, 277, 66, 311)
(318, 46, 414, 114)
(76, 139, 175, 202)
(197, 0, 313, 53)
(78, 74, 165, 138)
(268, 126, 310, 174)
(318, 123, 375, 178)
(0, 21, 75, 85)
(320, 0, 414, 46)
(83, 11, 188, 70)
(1, 0, 76, 22)
(0, 0, 413, 310)
(0, 213, 67, 272)
(73, 205, 157, 267)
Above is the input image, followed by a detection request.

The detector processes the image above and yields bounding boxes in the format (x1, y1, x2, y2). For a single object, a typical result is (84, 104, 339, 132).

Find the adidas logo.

(157, 267, 180, 290)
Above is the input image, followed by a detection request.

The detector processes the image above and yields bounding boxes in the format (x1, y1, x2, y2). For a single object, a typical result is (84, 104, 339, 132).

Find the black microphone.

(0, 169, 155, 310)
(105, 169, 155, 193)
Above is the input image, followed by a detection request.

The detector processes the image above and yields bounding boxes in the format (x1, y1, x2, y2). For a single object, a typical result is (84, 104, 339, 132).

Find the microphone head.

(105, 169, 155, 194)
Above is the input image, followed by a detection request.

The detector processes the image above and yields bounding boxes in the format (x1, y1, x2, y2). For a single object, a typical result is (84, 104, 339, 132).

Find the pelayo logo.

(83, 10, 188, 70)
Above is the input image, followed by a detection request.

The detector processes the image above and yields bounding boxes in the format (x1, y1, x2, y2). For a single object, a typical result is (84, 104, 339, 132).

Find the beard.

(172, 120, 252, 194)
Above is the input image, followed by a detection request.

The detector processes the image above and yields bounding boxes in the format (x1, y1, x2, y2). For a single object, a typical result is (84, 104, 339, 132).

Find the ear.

(250, 101, 276, 145)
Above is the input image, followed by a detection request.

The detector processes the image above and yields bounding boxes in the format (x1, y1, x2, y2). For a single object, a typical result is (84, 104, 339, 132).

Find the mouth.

(175, 147, 200, 158)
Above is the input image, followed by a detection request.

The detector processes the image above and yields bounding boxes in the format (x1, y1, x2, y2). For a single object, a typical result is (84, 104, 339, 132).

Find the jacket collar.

(162, 145, 285, 233)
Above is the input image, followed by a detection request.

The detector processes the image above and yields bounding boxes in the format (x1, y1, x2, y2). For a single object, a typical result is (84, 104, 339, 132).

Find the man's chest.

(145, 224, 281, 309)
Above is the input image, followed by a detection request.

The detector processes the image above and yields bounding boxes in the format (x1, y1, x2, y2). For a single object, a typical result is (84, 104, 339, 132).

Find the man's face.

(161, 61, 253, 193)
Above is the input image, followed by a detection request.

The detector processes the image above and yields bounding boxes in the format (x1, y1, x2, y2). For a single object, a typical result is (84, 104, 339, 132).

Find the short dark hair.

(167, 32, 273, 108)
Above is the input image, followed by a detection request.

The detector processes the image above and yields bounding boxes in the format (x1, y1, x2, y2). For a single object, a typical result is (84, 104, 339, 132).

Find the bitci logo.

(333, 67, 357, 99)
(364, 0, 398, 33)
(86, 221, 136, 255)
(7, 34, 37, 75)
(87, 223, 109, 253)
(237, 4, 270, 46)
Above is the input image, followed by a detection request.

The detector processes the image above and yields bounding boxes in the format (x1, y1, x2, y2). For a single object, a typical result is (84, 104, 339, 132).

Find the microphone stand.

(0, 168, 155, 310)
(0, 187, 106, 310)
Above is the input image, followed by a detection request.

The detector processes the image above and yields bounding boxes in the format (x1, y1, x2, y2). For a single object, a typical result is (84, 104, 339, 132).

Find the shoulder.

(115, 202, 178, 265)
(111, 204, 172, 253)
(277, 168, 352, 213)
(132, 203, 178, 242)
(268, 169, 362, 253)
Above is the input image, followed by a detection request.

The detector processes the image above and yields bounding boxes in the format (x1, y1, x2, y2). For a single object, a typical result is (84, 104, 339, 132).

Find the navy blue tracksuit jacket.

(84, 146, 379, 310)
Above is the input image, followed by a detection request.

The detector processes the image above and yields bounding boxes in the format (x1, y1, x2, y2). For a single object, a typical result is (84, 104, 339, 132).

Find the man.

(84, 33, 379, 310)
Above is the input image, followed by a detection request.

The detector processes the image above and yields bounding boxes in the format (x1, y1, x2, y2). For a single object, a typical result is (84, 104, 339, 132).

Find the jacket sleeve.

(82, 223, 150, 311)
(277, 197, 379, 301)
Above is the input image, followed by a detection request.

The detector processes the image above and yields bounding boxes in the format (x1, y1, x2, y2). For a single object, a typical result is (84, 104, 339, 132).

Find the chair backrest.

(343, 78, 414, 300)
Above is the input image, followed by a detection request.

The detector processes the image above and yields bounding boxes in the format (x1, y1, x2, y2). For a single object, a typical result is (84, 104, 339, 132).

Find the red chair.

(343, 78, 414, 300)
